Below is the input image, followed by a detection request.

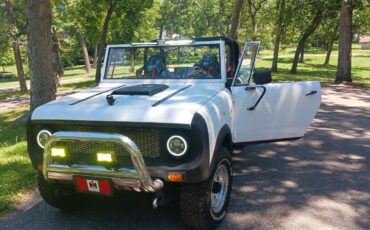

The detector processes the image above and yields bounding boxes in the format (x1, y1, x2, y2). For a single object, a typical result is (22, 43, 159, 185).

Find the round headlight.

(167, 135, 188, 157)
(37, 130, 52, 149)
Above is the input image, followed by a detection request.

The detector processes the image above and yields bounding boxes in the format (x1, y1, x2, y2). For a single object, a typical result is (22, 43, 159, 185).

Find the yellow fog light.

(97, 153, 113, 163)
(51, 148, 66, 157)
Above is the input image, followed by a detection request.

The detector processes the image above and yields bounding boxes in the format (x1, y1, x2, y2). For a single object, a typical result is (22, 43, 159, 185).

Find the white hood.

(31, 83, 225, 126)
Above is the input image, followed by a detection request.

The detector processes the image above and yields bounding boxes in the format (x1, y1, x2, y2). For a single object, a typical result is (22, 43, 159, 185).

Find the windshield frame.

(100, 40, 226, 84)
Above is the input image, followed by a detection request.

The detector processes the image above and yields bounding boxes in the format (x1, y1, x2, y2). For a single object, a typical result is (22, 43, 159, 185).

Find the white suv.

(27, 37, 320, 229)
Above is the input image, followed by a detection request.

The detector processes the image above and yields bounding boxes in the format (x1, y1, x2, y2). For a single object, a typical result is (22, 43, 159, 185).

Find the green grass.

(0, 91, 28, 100)
(0, 79, 97, 100)
(58, 79, 97, 91)
(0, 107, 36, 215)
(257, 44, 370, 87)
(0, 65, 93, 88)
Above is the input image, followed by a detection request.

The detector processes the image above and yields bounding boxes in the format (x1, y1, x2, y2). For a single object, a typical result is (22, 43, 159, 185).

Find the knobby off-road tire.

(37, 172, 83, 211)
(180, 147, 232, 230)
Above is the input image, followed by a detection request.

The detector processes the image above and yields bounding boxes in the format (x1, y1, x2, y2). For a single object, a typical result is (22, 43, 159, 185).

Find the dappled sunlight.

(280, 192, 370, 230)
(257, 150, 277, 158)
(281, 180, 299, 189)
(305, 139, 324, 148)
(239, 185, 258, 193)
(289, 160, 364, 172)
(283, 156, 300, 161)
(225, 85, 370, 229)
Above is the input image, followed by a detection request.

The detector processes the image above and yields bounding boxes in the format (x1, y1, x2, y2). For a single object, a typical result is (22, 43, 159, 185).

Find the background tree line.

(0, 0, 369, 110)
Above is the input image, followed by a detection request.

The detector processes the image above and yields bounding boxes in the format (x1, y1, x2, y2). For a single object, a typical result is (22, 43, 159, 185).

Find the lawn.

(256, 44, 370, 87)
(0, 65, 94, 89)
(0, 107, 36, 215)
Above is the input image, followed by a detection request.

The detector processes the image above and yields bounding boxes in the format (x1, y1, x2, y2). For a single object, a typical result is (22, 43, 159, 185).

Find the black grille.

(50, 125, 161, 158)
(51, 140, 135, 168)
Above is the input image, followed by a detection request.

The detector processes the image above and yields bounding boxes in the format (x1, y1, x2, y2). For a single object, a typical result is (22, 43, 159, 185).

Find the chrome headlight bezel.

(166, 135, 188, 157)
(36, 129, 52, 149)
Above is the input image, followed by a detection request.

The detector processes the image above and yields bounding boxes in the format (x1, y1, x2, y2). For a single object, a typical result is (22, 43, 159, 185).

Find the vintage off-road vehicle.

(27, 37, 320, 229)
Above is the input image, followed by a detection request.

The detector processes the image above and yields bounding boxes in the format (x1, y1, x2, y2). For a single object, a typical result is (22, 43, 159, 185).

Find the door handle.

(305, 90, 317, 96)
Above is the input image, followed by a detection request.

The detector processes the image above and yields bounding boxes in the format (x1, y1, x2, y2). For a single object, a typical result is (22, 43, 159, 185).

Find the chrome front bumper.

(43, 131, 163, 192)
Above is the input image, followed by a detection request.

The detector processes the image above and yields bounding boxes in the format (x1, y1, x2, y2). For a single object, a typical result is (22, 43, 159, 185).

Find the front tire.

(180, 147, 232, 229)
(37, 172, 83, 211)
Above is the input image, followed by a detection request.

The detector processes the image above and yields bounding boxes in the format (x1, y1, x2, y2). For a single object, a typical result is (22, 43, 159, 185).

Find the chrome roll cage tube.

(43, 131, 164, 192)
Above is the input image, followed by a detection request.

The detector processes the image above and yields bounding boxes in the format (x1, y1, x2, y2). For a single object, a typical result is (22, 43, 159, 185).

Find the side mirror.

(253, 70, 272, 84)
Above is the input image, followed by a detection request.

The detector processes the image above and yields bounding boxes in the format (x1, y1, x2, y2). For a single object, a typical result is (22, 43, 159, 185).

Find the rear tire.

(180, 147, 232, 229)
(37, 172, 83, 211)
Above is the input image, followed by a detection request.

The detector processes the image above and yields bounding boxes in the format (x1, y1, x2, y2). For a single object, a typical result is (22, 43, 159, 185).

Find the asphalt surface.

(1, 85, 369, 230)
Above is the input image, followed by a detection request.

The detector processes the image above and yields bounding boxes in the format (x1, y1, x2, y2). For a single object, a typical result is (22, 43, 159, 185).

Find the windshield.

(104, 44, 221, 80)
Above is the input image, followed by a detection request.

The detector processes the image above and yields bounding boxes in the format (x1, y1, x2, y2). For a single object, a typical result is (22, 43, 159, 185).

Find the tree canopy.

(1, 0, 370, 108)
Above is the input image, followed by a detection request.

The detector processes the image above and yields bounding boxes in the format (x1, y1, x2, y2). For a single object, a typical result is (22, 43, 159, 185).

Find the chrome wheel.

(211, 163, 230, 213)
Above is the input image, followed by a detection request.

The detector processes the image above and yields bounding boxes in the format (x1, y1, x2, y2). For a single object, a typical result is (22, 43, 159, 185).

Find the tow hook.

(152, 197, 158, 209)
(152, 189, 165, 210)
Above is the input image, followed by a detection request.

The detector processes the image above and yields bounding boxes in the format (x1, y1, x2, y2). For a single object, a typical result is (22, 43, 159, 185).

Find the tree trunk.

(251, 15, 257, 39)
(95, 2, 114, 82)
(12, 40, 28, 92)
(4, 0, 27, 93)
(26, 0, 56, 110)
(51, 28, 63, 87)
(324, 39, 334, 65)
(290, 11, 323, 74)
(336, 3, 352, 83)
(271, 0, 285, 72)
(130, 50, 135, 73)
(219, 0, 226, 34)
(159, 24, 164, 39)
(229, 0, 244, 40)
(299, 47, 304, 63)
(247, 1, 257, 40)
(93, 45, 98, 68)
(79, 34, 91, 74)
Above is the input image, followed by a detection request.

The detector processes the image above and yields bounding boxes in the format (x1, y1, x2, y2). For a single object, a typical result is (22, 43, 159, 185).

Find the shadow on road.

(0, 85, 369, 229)
(227, 87, 370, 229)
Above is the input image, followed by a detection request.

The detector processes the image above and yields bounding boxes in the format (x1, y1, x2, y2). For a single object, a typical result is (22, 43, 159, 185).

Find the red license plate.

(74, 176, 112, 196)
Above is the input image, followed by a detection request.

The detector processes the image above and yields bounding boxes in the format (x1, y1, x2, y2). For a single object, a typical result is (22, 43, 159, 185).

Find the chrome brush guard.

(43, 131, 163, 192)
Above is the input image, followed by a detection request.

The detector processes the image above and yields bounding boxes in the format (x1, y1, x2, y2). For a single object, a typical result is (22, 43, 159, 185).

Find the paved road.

(1, 85, 369, 230)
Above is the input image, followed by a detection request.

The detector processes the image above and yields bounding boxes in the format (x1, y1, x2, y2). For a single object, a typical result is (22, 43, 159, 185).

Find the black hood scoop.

(111, 84, 169, 96)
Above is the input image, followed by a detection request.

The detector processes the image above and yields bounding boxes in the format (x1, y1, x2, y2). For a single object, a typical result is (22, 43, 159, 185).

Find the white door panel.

(231, 81, 321, 143)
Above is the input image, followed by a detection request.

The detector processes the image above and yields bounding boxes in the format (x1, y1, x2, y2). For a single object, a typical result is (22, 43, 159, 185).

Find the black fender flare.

(209, 124, 232, 174)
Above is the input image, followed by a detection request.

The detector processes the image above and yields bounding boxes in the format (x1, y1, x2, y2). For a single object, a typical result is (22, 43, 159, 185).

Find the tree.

(55, 0, 104, 74)
(4, 0, 27, 92)
(246, 0, 268, 39)
(335, 2, 353, 83)
(323, 20, 339, 66)
(95, 1, 114, 82)
(271, 0, 285, 72)
(229, 0, 244, 39)
(290, 8, 324, 73)
(79, 33, 92, 74)
(95, 0, 154, 82)
(156, 0, 233, 39)
(51, 27, 63, 86)
(26, 0, 56, 110)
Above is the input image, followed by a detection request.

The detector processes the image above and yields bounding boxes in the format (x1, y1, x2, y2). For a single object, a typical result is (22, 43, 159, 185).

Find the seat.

(193, 54, 219, 78)
(144, 53, 170, 78)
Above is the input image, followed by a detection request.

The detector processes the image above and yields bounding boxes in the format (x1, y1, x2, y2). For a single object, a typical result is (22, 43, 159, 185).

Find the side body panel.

(197, 89, 233, 164)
